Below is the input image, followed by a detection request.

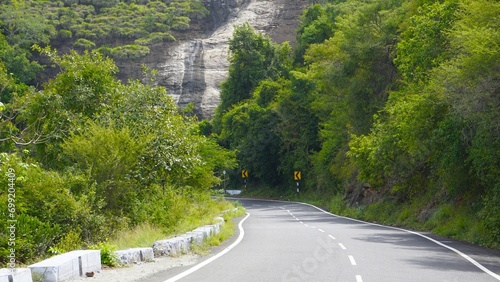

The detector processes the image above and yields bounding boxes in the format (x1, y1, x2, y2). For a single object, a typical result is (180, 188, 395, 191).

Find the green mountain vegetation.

(212, 0, 500, 248)
(0, 0, 241, 265)
(1, 0, 499, 265)
(0, 47, 237, 264)
(0, 0, 207, 63)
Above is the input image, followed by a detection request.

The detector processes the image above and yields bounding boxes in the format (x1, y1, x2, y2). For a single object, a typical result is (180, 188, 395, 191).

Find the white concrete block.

(214, 216, 225, 224)
(153, 236, 192, 257)
(115, 248, 154, 265)
(0, 268, 32, 282)
(184, 231, 205, 244)
(151, 218, 225, 258)
(28, 250, 101, 282)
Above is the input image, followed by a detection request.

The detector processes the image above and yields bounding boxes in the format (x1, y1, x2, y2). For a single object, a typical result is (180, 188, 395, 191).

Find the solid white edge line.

(228, 198, 500, 281)
(298, 202, 500, 281)
(227, 197, 500, 281)
(163, 213, 251, 282)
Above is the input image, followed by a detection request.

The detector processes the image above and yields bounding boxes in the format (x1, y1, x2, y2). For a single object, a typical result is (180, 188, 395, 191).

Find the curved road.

(150, 199, 500, 282)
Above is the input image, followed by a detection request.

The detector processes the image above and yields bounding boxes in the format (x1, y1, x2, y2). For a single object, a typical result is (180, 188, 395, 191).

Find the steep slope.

(118, 0, 306, 118)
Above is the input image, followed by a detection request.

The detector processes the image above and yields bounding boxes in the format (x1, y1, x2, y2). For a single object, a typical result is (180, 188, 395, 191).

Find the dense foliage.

(0, 47, 236, 263)
(1, 0, 499, 263)
(214, 0, 500, 247)
(0, 0, 208, 60)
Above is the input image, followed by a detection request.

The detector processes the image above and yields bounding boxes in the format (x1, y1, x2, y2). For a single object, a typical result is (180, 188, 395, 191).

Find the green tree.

(62, 122, 149, 216)
(0, 34, 42, 87)
(15, 48, 119, 167)
(0, 1, 56, 48)
(220, 101, 281, 185)
(295, 3, 336, 64)
(215, 23, 292, 121)
(395, 0, 458, 83)
(436, 0, 500, 240)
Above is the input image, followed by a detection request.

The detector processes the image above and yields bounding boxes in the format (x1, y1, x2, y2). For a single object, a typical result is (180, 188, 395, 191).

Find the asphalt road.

(149, 199, 500, 282)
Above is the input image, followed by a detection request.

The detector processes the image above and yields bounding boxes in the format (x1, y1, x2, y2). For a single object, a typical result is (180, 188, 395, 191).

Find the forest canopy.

(0, 47, 236, 263)
(213, 0, 500, 247)
(0, 0, 208, 61)
(1, 0, 499, 264)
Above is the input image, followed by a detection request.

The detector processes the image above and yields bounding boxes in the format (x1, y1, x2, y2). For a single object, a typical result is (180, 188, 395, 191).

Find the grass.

(241, 187, 498, 248)
(108, 197, 245, 252)
(191, 205, 246, 255)
(110, 222, 166, 250)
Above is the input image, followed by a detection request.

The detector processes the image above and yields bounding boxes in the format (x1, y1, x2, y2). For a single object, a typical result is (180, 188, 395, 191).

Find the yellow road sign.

(242, 169, 249, 179)
(294, 171, 301, 181)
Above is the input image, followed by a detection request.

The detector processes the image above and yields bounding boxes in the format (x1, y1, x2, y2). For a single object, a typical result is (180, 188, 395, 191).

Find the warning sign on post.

(294, 171, 301, 181)
(242, 169, 249, 179)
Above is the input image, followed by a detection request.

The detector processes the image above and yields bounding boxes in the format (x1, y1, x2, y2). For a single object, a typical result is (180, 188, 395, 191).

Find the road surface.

(147, 199, 500, 282)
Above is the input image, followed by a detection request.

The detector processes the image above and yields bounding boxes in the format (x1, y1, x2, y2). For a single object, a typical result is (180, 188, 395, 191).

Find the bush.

(0, 153, 79, 263)
(90, 241, 118, 267)
(58, 29, 72, 39)
(110, 44, 150, 59)
(73, 38, 96, 50)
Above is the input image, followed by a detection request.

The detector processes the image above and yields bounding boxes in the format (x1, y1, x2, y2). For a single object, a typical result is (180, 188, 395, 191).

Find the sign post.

(294, 171, 301, 194)
(223, 170, 227, 194)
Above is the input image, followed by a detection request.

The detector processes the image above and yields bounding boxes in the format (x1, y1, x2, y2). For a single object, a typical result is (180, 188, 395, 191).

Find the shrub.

(73, 38, 96, 50)
(90, 241, 118, 267)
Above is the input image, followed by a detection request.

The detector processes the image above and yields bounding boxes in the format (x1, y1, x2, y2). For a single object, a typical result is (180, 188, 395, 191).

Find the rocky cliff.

(116, 0, 307, 119)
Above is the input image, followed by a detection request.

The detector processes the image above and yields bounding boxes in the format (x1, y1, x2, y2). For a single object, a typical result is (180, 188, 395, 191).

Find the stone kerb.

(15, 216, 227, 281)
(28, 250, 101, 282)
(152, 219, 224, 258)
(115, 248, 154, 266)
(152, 236, 191, 257)
(0, 268, 33, 282)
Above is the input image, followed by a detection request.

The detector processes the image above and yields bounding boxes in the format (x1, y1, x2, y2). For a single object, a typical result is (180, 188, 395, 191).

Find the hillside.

(1, 0, 306, 118)
(1, 0, 499, 266)
(211, 0, 500, 248)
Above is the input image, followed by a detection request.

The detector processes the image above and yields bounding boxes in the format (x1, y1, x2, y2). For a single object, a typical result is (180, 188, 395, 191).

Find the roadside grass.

(110, 222, 166, 250)
(250, 188, 497, 248)
(109, 197, 244, 250)
(190, 205, 246, 255)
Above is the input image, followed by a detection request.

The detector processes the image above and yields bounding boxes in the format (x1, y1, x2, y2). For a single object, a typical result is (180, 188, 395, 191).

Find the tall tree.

(214, 23, 292, 127)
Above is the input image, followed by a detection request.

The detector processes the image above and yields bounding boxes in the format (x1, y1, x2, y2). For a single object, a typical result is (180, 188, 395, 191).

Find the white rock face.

(155, 0, 305, 118)
(199, 0, 282, 118)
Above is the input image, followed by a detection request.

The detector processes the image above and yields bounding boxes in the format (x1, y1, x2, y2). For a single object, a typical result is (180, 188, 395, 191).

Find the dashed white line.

(304, 224, 309, 227)
(299, 221, 303, 224)
(338, 243, 347, 250)
(329, 235, 336, 240)
(356, 275, 363, 282)
(318, 228, 325, 233)
(299, 201, 500, 281)
(349, 255, 357, 266)
(309, 226, 316, 229)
